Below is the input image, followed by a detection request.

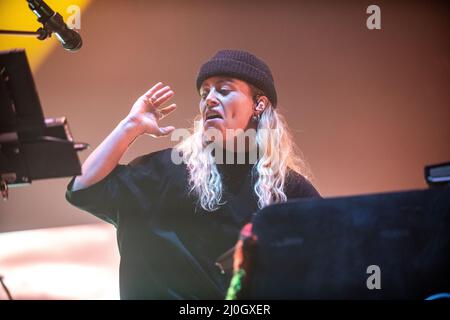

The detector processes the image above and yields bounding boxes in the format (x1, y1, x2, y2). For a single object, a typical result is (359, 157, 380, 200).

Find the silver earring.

(252, 113, 260, 122)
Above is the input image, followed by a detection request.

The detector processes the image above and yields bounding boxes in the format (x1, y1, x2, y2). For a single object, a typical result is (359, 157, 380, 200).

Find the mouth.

(204, 112, 224, 122)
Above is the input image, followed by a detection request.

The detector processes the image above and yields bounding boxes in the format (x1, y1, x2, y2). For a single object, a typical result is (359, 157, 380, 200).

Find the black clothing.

(66, 148, 321, 299)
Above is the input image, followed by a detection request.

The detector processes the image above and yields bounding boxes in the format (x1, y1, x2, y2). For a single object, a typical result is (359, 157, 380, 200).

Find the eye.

(218, 87, 231, 95)
(200, 91, 209, 99)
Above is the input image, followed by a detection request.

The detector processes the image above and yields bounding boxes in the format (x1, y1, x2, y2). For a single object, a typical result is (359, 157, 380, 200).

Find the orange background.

(0, 0, 449, 231)
(0, 0, 449, 300)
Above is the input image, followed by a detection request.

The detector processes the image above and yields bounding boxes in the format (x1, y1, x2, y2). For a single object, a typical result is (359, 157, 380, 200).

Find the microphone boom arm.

(0, 0, 82, 51)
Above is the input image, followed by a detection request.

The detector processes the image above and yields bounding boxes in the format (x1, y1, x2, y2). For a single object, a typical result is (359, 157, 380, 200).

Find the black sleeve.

(65, 149, 171, 225)
(65, 165, 128, 226)
(285, 171, 322, 199)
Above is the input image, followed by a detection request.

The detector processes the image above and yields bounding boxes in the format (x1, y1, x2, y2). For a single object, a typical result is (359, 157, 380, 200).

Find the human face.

(199, 76, 255, 140)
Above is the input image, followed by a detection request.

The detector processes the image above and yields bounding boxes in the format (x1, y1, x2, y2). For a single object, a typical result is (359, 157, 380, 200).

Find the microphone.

(27, 0, 82, 52)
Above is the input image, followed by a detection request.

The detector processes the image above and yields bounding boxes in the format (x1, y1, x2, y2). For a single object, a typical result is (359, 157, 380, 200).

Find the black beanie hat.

(196, 49, 278, 107)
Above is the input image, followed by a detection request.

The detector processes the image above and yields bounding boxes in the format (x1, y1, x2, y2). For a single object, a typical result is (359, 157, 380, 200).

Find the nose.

(205, 89, 219, 108)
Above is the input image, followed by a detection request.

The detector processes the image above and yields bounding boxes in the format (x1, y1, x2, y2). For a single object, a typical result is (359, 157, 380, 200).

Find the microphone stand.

(0, 0, 66, 42)
(0, 274, 14, 300)
(0, 28, 50, 40)
(1, 0, 82, 52)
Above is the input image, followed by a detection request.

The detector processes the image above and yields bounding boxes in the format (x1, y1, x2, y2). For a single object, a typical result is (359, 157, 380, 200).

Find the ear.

(255, 96, 269, 114)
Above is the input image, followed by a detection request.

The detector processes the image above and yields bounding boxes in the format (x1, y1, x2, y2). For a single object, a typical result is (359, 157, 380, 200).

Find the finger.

(145, 87, 172, 110)
(152, 85, 172, 100)
(158, 126, 175, 136)
(142, 82, 164, 98)
(153, 90, 174, 107)
(158, 104, 177, 119)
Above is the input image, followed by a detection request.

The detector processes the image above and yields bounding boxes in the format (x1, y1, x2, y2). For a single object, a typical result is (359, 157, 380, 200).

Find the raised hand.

(126, 82, 177, 137)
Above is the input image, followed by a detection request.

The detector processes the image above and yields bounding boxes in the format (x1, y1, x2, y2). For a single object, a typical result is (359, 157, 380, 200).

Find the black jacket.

(66, 148, 321, 299)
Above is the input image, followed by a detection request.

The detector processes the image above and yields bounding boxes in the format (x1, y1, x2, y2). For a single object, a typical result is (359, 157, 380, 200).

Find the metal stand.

(0, 274, 14, 300)
(0, 28, 51, 40)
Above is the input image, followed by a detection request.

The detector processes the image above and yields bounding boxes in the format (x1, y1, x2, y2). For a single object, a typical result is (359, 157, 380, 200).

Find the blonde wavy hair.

(175, 86, 311, 212)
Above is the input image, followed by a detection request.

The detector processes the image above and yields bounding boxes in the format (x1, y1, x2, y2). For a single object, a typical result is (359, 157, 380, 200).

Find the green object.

(225, 269, 246, 300)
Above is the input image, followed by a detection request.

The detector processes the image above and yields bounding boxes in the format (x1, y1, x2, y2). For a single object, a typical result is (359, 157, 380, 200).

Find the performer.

(66, 49, 321, 299)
